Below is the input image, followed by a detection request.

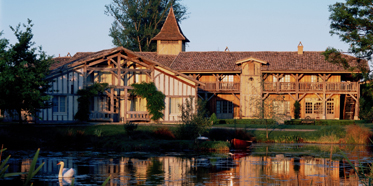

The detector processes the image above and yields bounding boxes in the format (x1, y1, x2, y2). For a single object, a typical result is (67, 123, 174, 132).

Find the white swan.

(57, 161, 75, 178)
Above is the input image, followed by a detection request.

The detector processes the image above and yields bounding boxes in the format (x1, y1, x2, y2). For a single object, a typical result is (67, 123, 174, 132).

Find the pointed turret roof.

(151, 7, 189, 42)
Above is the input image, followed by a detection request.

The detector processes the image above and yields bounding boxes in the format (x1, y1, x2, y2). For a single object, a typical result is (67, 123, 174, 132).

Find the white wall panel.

(165, 97, 169, 121)
(160, 74, 164, 93)
(48, 108, 52, 121)
(169, 78, 174, 96)
(165, 76, 169, 95)
(68, 96, 73, 120)
(62, 75, 67, 94)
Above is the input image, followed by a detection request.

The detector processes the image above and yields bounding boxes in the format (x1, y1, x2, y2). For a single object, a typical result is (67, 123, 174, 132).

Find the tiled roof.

(151, 7, 189, 42)
(169, 51, 368, 72)
(50, 52, 94, 70)
(135, 52, 177, 67)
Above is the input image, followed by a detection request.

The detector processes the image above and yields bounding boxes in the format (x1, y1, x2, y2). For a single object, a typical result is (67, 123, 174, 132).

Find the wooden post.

(124, 88, 127, 123)
(355, 83, 360, 120)
(323, 75, 326, 119)
(110, 88, 114, 122)
(117, 56, 121, 86)
(83, 63, 87, 88)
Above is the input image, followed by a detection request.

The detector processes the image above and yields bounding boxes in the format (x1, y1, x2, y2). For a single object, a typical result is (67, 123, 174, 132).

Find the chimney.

(298, 42, 303, 55)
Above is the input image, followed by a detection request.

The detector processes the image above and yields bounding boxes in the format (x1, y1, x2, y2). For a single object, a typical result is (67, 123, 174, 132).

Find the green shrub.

(124, 122, 138, 135)
(294, 101, 301, 119)
(285, 119, 359, 126)
(198, 141, 230, 151)
(176, 97, 211, 140)
(217, 119, 276, 125)
(210, 113, 218, 125)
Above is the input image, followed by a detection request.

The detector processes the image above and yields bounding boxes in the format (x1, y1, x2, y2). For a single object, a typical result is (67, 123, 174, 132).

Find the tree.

(293, 101, 301, 119)
(105, 0, 188, 52)
(0, 19, 53, 124)
(176, 97, 211, 140)
(323, 0, 371, 75)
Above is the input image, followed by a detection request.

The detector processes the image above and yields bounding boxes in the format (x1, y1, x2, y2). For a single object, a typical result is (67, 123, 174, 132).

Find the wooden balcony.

(263, 82, 358, 93)
(199, 82, 240, 92)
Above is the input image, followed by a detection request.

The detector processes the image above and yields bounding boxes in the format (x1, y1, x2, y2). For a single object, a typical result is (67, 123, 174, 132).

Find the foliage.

(209, 113, 218, 125)
(176, 97, 211, 140)
(293, 101, 301, 119)
(345, 124, 372, 144)
(94, 129, 103, 137)
(74, 83, 109, 121)
(124, 122, 138, 135)
(359, 83, 373, 121)
(197, 141, 230, 152)
(0, 19, 53, 124)
(216, 119, 276, 125)
(153, 127, 175, 140)
(284, 119, 359, 125)
(130, 82, 165, 120)
(0, 147, 44, 186)
(105, 0, 188, 52)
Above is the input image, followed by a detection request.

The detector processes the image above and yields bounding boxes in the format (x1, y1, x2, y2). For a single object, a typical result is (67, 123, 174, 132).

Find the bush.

(124, 122, 138, 135)
(210, 113, 218, 125)
(294, 101, 301, 119)
(176, 97, 211, 140)
(217, 119, 276, 125)
(153, 127, 175, 140)
(197, 141, 230, 151)
(345, 124, 373, 144)
(285, 119, 360, 126)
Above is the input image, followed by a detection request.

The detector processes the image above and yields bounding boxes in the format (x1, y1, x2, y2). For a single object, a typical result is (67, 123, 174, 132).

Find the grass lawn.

(213, 123, 322, 130)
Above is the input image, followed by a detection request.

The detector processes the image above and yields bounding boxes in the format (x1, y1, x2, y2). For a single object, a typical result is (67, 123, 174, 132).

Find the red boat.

(231, 138, 252, 149)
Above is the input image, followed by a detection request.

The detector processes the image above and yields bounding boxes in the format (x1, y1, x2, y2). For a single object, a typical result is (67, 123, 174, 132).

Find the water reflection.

(3, 144, 373, 185)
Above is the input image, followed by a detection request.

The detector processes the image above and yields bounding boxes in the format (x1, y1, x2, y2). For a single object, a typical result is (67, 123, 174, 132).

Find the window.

(305, 102, 313, 114)
(52, 96, 66, 113)
(273, 101, 290, 115)
(314, 102, 323, 114)
(273, 75, 290, 82)
(311, 75, 321, 82)
(327, 98, 334, 114)
(222, 75, 234, 82)
(216, 100, 233, 114)
(305, 98, 323, 115)
(170, 98, 182, 115)
(130, 97, 147, 111)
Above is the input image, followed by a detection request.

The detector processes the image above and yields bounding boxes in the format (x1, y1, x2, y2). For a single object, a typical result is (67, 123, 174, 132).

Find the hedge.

(216, 119, 276, 125)
(284, 119, 367, 126)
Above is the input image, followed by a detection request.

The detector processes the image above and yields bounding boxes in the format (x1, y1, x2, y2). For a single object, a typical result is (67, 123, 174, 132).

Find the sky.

(0, 0, 349, 58)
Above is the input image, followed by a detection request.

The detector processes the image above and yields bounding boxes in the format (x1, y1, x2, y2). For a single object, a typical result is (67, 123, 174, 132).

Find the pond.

(2, 143, 373, 185)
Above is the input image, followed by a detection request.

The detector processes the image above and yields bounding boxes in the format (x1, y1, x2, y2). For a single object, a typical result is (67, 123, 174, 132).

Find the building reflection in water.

(9, 152, 368, 186)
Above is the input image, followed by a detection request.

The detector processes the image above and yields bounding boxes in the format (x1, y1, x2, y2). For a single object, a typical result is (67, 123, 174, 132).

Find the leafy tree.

(176, 96, 211, 140)
(105, 0, 188, 52)
(324, 0, 373, 120)
(0, 19, 53, 124)
(323, 0, 372, 75)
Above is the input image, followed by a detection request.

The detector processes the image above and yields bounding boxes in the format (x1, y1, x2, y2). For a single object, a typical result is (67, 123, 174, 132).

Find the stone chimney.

(298, 42, 303, 55)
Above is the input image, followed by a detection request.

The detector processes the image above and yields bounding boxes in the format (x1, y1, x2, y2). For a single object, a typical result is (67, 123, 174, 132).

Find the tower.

(151, 7, 189, 55)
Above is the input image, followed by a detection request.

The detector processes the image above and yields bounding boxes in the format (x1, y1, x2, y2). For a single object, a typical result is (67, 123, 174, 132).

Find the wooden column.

(117, 56, 121, 86)
(355, 83, 360, 120)
(110, 88, 114, 122)
(124, 88, 127, 123)
(323, 77, 326, 119)
(83, 63, 87, 88)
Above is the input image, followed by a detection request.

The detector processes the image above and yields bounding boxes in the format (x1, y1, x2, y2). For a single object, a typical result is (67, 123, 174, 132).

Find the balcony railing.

(200, 82, 240, 91)
(89, 111, 114, 122)
(263, 82, 358, 92)
(126, 111, 150, 121)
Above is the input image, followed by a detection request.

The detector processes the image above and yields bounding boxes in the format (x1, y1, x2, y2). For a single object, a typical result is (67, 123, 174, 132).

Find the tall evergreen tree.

(0, 19, 52, 124)
(105, 0, 188, 52)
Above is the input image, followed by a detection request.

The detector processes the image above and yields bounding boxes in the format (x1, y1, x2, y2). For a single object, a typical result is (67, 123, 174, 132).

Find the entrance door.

(216, 100, 233, 119)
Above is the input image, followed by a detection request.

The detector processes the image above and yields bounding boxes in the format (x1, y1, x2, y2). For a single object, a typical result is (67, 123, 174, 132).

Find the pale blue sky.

(1, 0, 348, 57)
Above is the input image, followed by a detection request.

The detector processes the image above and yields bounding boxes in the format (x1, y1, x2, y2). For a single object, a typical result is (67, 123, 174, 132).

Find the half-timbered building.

(6, 7, 365, 123)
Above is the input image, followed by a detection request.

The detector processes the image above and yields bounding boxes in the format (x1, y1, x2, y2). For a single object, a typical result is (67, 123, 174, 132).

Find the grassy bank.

(0, 124, 230, 152)
(0, 123, 371, 152)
